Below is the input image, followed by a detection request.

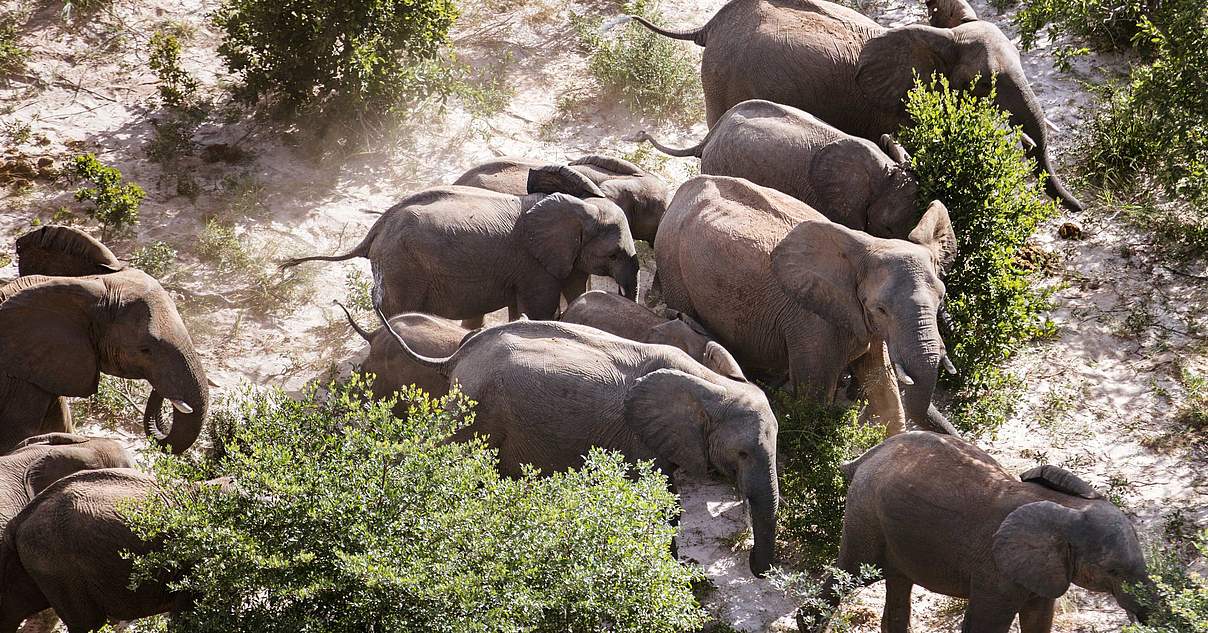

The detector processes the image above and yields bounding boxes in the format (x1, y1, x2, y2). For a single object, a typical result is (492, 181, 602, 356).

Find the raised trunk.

(741, 460, 779, 578)
(143, 357, 209, 454)
(995, 76, 1084, 212)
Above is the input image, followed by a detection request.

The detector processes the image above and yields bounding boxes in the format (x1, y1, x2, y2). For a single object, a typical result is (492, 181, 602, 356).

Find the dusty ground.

(1, 0, 1204, 630)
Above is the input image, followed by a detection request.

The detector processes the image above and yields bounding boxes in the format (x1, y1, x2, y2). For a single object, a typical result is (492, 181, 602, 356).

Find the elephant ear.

(856, 25, 958, 115)
(770, 220, 872, 339)
(992, 500, 1079, 599)
(878, 134, 911, 165)
(907, 200, 957, 272)
(625, 368, 727, 475)
(16, 225, 124, 277)
(518, 193, 597, 279)
(527, 165, 608, 200)
(569, 155, 645, 177)
(810, 137, 890, 226)
(701, 341, 746, 382)
(0, 276, 100, 397)
(1021, 465, 1103, 500)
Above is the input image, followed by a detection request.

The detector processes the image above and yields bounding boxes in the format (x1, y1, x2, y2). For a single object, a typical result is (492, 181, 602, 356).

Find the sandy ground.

(1, 0, 1204, 630)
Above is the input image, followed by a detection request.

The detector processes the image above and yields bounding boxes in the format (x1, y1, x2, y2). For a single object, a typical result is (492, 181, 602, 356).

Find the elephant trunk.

(740, 458, 779, 578)
(996, 75, 1084, 212)
(612, 254, 640, 301)
(891, 312, 945, 432)
(1115, 578, 1154, 625)
(143, 352, 210, 454)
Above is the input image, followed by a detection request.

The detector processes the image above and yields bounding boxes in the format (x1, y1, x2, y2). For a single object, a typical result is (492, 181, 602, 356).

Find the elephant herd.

(0, 0, 1154, 631)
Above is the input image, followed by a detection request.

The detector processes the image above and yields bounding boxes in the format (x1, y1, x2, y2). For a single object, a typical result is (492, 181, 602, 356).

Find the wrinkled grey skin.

(560, 290, 716, 361)
(655, 176, 957, 433)
(800, 432, 1152, 633)
(15, 225, 125, 277)
(1, 228, 210, 455)
(283, 167, 640, 323)
(0, 433, 133, 529)
(454, 155, 669, 243)
(375, 315, 780, 577)
(641, 100, 924, 239)
(621, 0, 1083, 211)
(0, 469, 194, 632)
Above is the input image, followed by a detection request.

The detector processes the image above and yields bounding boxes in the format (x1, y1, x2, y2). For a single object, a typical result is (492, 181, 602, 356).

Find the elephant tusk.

(892, 362, 915, 386)
(941, 355, 957, 375)
(1046, 118, 1062, 134)
(1020, 132, 1037, 152)
(170, 400, 193, 414)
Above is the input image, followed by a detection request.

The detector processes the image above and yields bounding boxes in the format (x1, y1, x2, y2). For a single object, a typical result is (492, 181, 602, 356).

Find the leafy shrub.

(344, 268, 374, 314)
(1014, 0, 1159, 52)
(575, 0, 703, 123)
(211, 0, 461, 120)
(787, 564, 882, 633)
(898, 75, 1058, 436)
(130, 241, 177, 279)
(1124, 529, 1208, 633)
(123, 379, 706, 633)
(773, 393, 885, 569)
(73, 375, 149, 431)
(0, 10, 27, 76)
(72, 153, 145, 236)
(198, 218, 310, 312)
(149, 31, 199, 109)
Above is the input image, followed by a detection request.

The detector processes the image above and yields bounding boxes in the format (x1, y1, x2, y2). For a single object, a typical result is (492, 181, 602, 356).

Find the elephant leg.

(40, 397, 74, 435)
(854, 340, 905, 435)
(881, 575, 913, 633)
(797, 532, 880, 632)
(960, 596, 1019, 633)
(17, 611, 59, 633)
(1018, 597, 1055, 633)
(460, 315, 485, 329)
(516, 282, 562, 321)
(785, 328, 847, 404)
(559, 271, 589, 313)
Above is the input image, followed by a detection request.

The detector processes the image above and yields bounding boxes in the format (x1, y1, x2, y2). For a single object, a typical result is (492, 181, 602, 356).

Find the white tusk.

(892, 362, 915, 386)
(1020, 132, 1037, 151)
(942, 355, 957, 375)
(599, 15, 632, 35)
(1045, 118, 1062, 134)
(170, 400, 193, 414)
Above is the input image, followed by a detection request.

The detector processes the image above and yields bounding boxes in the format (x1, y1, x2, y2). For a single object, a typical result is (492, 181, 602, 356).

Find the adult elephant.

(619, 0, 1083, 211)
(0, 270, 209, 454)
(283, 167, 640, 324)
(375, 313, 780, 577)
(454, 155, 669, 243)
(640, 100, 924, 240)
(656, 176, 956, 433)
(799, 432, 1151, 632)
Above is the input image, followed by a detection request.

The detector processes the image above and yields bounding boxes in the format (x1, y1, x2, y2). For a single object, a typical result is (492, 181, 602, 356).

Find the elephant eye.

(737, 450, 749, 460)
(139, 346, 153, 354)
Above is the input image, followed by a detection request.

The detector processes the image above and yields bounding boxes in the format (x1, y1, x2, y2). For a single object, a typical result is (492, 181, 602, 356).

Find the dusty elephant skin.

(621, 0, 1083, 211)
(454, 155, 670, 243)
(0, 433, 133, 528)
(559, 290, 717, 361)
(375, 314, 779, 577)
(800, 432, 1152, 632)
(641, 100, 924, 240)
(282, 166, 640, 322)
(0, 229, 210, 455)
(655, 176, 956, 433)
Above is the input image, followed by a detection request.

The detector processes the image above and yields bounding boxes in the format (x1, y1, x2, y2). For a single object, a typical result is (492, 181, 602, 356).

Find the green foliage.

(1015, 0, 1158, 52)
(72, 153, 146, 236)
(198, 218, 310, 313)
(0, 10, 27, 76)
(73, 375, 149, 430)
(149, 31, 199, 109)
(211, 0, 461, 120)
(1176, 368, 1208, 433)
(899, 75, 1058, 436)
(1124, 529, 1208, 632)
(773, 393, 886, 569)
(123, 379, 706, 633)
(575, 0, 703, 123)
(130, 241, 178, 279)
(788, 564, 882, 633)
(344, 268, 374, 314)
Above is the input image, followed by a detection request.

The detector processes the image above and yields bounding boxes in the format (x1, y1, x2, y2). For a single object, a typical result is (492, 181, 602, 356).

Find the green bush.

(211, 0, 461, 120)
(130, 241, 177, 279)
(0, 10, 27, 76)
(575, 0, 703, 123)
(72, 153, 145, 236)
(1015, 0, 1159, 52)
(1124, 529, 1208, 633)
(898, 75, 1058, 436)
(773, 393, 885, 569)
(149, 31, 199, 109)
(123, 379, 705, 633)
(73, 375, 149, 431)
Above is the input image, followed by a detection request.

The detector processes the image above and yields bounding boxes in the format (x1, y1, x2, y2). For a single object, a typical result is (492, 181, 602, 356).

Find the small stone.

(1058, 222, 1083, 240)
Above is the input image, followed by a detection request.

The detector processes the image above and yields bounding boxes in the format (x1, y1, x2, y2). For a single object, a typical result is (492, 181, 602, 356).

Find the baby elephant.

(641, 99, 922, 240)
(0, 433, 133, 527)
(376, 311, 779, 577)
(800, 432, 1151, 633)
(559, 290, 715, 361)
(454, 155, 669, 243)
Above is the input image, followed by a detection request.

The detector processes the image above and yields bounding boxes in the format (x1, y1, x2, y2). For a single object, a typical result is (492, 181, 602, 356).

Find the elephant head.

(771, 202, 956, 429)
(924, 0, 979, 28)
(856, 22, 1083, 211)
(624, 343, 778, 576)
(811, 135, 921, 239)
(16, 225, 125, 277)
(569, 155, 670, 243)
(993, 496, 1151, 623)
(0, 271, 209, 454)
(525, 166, 640, 299)
(648, 310, 715, 361)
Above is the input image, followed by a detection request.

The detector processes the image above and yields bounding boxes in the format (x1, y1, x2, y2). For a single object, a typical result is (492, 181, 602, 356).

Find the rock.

(1058, 222, 1083, 240)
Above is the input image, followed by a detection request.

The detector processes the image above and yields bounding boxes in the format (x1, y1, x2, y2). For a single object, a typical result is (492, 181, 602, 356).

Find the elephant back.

(1020, 465, 1102, 500)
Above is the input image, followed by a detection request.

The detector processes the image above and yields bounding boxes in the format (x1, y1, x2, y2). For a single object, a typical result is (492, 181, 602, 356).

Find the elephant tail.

(636, 130, 705, 158)
(373, 303, 455, 376)
(278, 219, 381, 270)
(604, 14, 707, 46)
(334, 301, 375, 343)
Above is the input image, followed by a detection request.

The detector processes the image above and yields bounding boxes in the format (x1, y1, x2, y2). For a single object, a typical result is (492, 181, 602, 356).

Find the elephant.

(640, 100, 925, 240)
(0, 268, 210, 454)
(925, 0, 979, 28)
(335, 302, 469, 405)
(453, 155, 669, 243)
(619, 0, 1083, 211)
(15, 225, 125, 277)
(282, 166, 640, 324)
(374, 311, 780, 576)
(798, 432, 1152, 633)
(655, 175, 957, 433)
(0, 433, 133, 528)
(559, 290, 716, 362)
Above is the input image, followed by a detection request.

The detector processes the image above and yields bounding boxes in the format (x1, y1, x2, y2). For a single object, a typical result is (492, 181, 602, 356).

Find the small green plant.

(1124, 529, 1208, 633)
(220, 173, 265, 216)
(0, 10, 27, 76)
(344, 268, 374, 314)
(130, 241, 177, 279)
(73, 375, 149, 430)
(0, 253, 11, 268)
(786, 564, 882, 633)
(773, 393, 886, 569)
(1, 119, 31, 148)
(145, 117, 198, 165)
(1176, 368, 1208, 432)
(72, 153, 145, 237)
(198, 218, 311, 313)
(899, 75, 1059, 436)
(148, 30, 199, 109)
(575, 0, 703, 123)
(124, 379, 706, 633)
